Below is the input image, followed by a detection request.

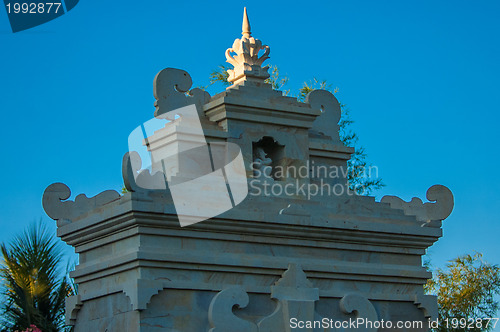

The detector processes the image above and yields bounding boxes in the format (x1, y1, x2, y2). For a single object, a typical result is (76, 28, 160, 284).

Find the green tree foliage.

(208, 65, 384, 194)
(425, 252, 500, 332)
(0, 221, 75, 332)
(208, 64, 289, 94)
(208, 64, 230, 87)
(298, 79, 383, 194)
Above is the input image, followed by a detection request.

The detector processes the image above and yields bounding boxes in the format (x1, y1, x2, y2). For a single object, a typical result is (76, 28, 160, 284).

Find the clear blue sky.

(1, 0, 499, 316)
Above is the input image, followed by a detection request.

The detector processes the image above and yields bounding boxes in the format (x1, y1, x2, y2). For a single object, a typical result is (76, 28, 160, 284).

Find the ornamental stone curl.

(381, 184, 454, 226)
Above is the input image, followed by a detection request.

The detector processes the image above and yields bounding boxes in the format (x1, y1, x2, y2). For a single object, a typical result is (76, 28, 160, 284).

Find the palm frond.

(0, 221, 73, 332)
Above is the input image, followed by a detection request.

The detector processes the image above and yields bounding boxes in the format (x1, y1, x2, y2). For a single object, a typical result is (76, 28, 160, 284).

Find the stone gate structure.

(43, 8, 453, 332)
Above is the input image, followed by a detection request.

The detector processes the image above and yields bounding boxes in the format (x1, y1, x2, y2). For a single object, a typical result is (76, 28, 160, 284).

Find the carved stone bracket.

(340, 293, 379, 332)
(123, 279, 164, 311)
(414, 293, 438, 322)
(208, 264, 381, 332)
(122, 151, 169, 193)
(208, 286, 258, 332)
(65, 294, 82, 326)
(381, 185, 454, 226)
(270, 264, 319, 302)
(306, 89, 342, 141)
(153, 67, 211, 119)
(260, 264, 319, 332)
(42, 182, 120, 225)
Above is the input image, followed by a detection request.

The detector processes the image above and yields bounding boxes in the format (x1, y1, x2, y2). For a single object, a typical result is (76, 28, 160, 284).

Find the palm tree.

(0, 221, 75, 331)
